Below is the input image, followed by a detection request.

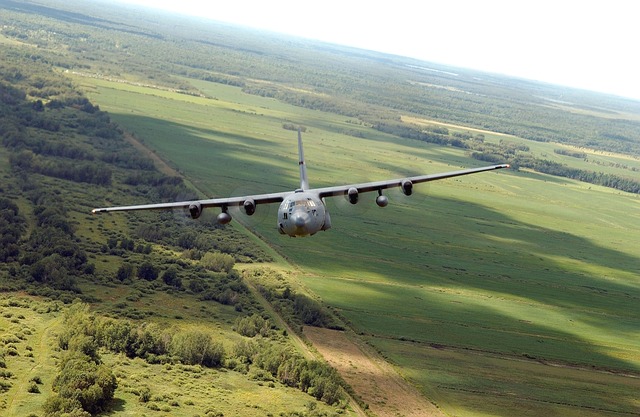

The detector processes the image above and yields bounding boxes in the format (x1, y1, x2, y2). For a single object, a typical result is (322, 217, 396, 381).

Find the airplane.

(92, 130, 509, 237)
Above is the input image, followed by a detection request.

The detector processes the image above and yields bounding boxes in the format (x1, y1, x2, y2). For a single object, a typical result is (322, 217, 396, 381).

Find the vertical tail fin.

(298, 129, 309, 190)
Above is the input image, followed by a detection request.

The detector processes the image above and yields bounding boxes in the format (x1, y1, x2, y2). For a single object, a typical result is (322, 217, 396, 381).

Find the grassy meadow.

(77, 75, 640, 416)
(0, 295, 346, 417)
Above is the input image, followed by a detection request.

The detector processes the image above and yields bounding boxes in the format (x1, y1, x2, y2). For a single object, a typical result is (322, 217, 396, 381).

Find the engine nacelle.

(188, 202, 202, 219)
(401, 179, 413, 196)
(243, 199, 256, 216)
(347, 187, 359, 204)
(217, 212, 232, 225)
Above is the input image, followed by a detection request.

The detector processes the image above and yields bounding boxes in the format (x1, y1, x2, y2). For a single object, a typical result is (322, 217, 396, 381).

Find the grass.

(106, 354, 338, 417)
(78, 75, 640, 416)
(375, 337, 640, 417)
(0, 296, 62, 416)
(0, 294, 345, 417)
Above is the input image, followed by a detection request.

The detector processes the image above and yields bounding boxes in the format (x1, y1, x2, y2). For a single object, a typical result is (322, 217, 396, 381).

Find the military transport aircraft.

(92, 131, 509, 237)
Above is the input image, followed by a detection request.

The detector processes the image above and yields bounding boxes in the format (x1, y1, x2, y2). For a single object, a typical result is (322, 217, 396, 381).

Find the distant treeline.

(472, 153, 640, 194)
(4, 1, 638, 157)
(372, 121, 640, 194)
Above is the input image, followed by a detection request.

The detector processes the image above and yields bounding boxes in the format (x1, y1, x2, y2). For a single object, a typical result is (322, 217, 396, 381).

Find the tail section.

(298, 129, 309, 190)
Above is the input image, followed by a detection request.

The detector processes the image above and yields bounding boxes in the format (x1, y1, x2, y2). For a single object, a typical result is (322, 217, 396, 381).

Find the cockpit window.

(294, 199, 316, 207)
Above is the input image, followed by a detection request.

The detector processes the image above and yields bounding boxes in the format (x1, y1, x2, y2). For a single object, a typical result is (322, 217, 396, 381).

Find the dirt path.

(305, 327, 445, 417)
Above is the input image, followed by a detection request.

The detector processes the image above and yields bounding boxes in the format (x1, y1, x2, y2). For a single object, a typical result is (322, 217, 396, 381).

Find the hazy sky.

(117, 0, 638, 100)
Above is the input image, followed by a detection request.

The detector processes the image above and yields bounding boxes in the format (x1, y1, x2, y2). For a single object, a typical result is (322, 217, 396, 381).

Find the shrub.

(200, 252, 234, 273)
(52, 353, 118, 414)
(137, 261, 158, 281)
(139, 386, 151, 403)
(234, 314, 272, 338)
(169, 330, 225, 367)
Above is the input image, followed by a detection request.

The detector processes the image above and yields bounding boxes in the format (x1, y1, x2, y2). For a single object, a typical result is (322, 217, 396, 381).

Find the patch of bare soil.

(304, 327, 445, 417)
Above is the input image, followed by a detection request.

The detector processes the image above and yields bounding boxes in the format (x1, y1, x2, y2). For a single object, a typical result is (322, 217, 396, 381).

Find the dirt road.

(305, 327, 445, 417)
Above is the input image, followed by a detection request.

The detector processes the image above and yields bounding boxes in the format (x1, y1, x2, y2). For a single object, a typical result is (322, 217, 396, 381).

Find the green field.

(79, 76, 640, 416)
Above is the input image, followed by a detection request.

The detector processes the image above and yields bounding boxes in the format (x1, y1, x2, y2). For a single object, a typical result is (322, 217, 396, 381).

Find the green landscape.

(0, 1, 639, 417)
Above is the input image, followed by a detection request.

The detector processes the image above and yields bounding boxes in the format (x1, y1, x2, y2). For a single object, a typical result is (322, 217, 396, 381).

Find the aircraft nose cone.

(293, 213, 307, 228)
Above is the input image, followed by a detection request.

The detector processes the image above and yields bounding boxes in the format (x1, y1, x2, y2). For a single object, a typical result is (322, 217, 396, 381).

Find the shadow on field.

(105, 398, 126, 414)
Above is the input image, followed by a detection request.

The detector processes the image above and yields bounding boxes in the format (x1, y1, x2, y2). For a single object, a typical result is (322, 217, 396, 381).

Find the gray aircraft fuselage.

(277, 191, 331, 237)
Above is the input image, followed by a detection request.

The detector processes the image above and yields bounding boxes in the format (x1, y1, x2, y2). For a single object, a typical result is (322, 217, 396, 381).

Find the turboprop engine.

(347, 187, 359, 204)
(188, 202, 202, 219)
(243, 199, 256, 215)
(401, 179, 413, 196)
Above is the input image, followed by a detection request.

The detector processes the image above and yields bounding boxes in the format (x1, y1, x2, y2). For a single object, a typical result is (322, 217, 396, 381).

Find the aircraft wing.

(91, 191, 289, 214)
(313, 164, 509, 198)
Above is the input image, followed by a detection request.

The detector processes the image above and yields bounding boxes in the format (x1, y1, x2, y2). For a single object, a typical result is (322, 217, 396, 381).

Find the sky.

(117, 0, 638, 100)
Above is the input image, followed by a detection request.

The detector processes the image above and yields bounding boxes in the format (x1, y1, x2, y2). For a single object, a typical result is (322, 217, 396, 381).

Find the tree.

(116, 263, 134, 282)
(234, 313, 272, 337)
(137, 260, 158, 281)
(162, 267, 182, 288)
(170, 330, 225, 367)
(51, 352, 117, 415)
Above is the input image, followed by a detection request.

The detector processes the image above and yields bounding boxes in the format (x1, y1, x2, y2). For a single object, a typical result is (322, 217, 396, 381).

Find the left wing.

(314, 164, 510, 198)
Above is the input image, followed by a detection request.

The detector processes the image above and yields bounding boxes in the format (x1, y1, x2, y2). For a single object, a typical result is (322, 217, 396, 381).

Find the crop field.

(78, 75, 640, 416)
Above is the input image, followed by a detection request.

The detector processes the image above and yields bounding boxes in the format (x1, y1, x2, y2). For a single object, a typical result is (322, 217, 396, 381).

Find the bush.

(170, 330, 225, 367)
(139, 386, 151, 403)
(234, 314, 272, 338)
(52, 353, 118, 414)
(200, 252, 235, 273)
(137, 261, 158, 281)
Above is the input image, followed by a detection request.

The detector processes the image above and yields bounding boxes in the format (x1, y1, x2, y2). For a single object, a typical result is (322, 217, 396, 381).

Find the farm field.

(79, 76, 640, 416)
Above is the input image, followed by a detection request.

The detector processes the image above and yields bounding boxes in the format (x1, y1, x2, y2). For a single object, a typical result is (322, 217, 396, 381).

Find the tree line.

(370, 121, 640, 194)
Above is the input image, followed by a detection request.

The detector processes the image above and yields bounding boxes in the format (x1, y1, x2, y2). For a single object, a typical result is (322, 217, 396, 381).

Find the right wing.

(92, 191, 290, 215)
